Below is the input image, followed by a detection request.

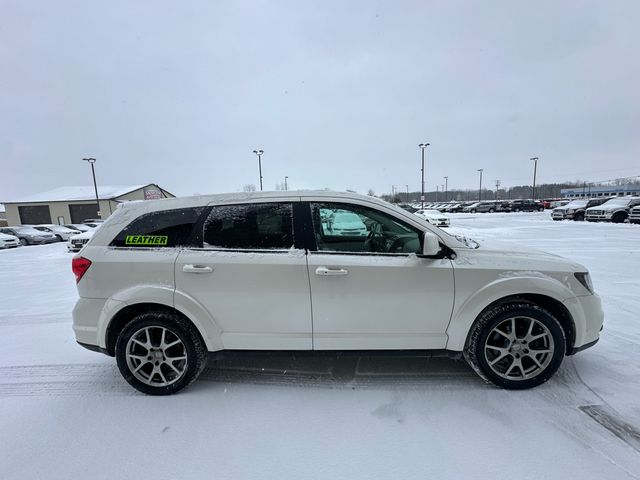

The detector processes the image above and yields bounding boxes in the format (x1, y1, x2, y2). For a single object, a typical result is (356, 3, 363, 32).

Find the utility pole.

(82, 158, 100, 218)
(444, 176, 448, 202)
(495, 180, 501, 200)
(284, 176, 288, 191)
(252, 149, 264, 191)
(478, 169, 484, 201)
(405, 184, 409, 203)
(530, 157, 539, 200)
(436, 185, 439, 202)
(418, 143, 430, 209)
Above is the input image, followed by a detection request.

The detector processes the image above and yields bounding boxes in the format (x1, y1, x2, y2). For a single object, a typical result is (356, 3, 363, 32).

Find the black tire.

(464, 302, 566, 390)
(574, 212, 585, 221)
(611, 212, 627, 224)
(19, 238, 28, 246)
(115, 311, 207, 395)
(55, 235, 63, 242)
(489, 208, 495, 213)
(470, 209, 476, 213)
(515, 208, 521, 212)
(538, 207, 544, 212)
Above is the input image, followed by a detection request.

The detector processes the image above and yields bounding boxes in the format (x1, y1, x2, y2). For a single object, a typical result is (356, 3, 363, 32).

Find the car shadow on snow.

(196, 351, 488, 390)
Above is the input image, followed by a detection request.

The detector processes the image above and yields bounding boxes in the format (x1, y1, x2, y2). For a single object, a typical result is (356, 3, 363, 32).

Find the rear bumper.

(72, 297, 125, 350)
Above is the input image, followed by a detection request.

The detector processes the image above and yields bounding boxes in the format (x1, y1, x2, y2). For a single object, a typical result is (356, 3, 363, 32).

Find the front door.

(305, 201, 454, 350)
(175, 201, 312, 350)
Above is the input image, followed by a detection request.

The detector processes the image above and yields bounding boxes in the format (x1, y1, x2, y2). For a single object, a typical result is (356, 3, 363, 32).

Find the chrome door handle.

(315, 266, 348, 276)
(182, 264, 213, 274)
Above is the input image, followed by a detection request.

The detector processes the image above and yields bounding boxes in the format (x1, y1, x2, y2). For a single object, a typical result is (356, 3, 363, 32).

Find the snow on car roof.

(4, 185, 153, 203)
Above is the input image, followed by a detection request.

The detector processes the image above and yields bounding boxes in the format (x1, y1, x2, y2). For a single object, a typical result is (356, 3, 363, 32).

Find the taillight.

(72, 256, 92, 283)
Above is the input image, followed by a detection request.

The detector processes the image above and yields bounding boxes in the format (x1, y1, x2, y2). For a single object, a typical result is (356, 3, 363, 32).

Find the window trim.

(305, 201, 424, 256)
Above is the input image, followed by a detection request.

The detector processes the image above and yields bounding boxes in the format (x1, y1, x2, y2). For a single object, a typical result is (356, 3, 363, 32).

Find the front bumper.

(564, 293, 604, 354)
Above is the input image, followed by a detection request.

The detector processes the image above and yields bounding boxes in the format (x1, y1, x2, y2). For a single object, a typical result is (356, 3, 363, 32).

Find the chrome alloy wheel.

(125, 326, 188, 387)
(483, 316, 554, 380)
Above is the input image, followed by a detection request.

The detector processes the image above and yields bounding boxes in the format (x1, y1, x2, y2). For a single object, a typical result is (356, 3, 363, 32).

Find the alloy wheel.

(483, 316, 554, 380)
(125, 326, 188, 387)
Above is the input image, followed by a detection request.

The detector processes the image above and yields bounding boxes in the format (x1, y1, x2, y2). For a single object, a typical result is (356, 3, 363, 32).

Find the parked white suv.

(72, 191, 604, 395)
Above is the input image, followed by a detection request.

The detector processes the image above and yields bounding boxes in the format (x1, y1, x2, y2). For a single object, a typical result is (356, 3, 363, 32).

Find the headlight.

(574, 272, 594, 294)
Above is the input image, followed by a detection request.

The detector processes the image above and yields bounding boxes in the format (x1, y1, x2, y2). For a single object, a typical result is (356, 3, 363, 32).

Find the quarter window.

(110, 207, 204, 247)
(202, 203, 293, 250)
(310, 203, 421, 254)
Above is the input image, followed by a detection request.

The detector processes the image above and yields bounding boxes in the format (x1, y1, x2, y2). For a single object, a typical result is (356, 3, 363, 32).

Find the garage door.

(18, 205, 52, 225)
(69, 204, 99, 223)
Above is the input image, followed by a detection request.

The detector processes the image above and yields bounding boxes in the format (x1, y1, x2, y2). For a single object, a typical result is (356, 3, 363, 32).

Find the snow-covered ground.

(1, 212, 639, 479)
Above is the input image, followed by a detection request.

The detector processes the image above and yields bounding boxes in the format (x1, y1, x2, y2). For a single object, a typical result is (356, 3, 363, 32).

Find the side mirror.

(423, 231, 441, 256)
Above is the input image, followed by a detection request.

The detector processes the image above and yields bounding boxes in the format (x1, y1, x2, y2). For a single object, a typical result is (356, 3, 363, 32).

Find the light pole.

(284, 176, 288, 191)
(252, 149, 264, 191)
(82, 157, 100, 218)
(405, 184, 409, 203)
(444, 176, 448, 202)
(495, 180, 501, 200)
(418, 143, 430, 209)
(478, 169, 484, 201)
(530, 157, 539, 200)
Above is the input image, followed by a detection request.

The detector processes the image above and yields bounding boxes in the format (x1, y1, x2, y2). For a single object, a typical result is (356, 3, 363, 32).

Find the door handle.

(182, 264, 213, 274)
(315, 266, 348, 276)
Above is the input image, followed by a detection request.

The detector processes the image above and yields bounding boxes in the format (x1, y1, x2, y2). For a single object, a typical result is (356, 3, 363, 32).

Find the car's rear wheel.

(19, 238, 27, 246)
(115, 311, 207, 395)
(464, 302, 565, 389)
(574, 212, 585, 221)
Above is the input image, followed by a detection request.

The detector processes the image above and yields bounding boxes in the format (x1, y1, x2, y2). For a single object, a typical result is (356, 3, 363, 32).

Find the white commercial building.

(3, 184, 174, 226)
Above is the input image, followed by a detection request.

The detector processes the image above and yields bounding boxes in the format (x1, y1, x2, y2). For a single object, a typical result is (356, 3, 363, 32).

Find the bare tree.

(367, 189, 375, 196)
(242, 184, 256, 192)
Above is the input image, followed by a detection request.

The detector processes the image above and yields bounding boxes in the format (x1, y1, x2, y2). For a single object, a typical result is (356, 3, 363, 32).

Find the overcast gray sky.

(1, 0, 639, 199)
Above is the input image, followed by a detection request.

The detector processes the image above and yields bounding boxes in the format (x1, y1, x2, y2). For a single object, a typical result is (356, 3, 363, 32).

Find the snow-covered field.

(1, 212, 639, 479)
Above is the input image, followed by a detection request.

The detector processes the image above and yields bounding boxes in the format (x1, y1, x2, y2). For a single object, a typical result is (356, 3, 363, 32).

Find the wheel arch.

(461, 294, 576, 355)
(105, 303, 213, 356)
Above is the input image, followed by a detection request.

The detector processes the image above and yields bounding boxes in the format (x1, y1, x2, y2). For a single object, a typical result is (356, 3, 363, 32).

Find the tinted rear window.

(110, 207, 204, 247)
(202, 203, 293, 250)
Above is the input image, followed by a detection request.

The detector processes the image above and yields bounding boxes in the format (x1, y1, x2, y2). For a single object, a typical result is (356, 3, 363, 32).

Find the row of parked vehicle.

(0, 220, 102, 250)
(401, 198, 558, 215)
(552, 196, 640, 223)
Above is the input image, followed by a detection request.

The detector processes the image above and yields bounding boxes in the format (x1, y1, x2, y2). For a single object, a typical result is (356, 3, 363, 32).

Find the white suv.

(72, 191, 604, 395)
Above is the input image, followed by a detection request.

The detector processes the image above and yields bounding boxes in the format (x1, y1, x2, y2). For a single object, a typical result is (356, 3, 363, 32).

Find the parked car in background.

(68, 230, 96, 252)
(397, 204, 418, 213)
(462, 202, 480, 213)
(549, 200, 570, 209)
(414, 209, 450, 227)
(83, 219, 104, 224)
(507, 199, 544, 212)
(71, 190, 603, 394)
(35, 224, 78, 241)
(64, 224, 94, 232)
(552, 198, 610, 221)
(447, 202, 473, 213)
(326, 211, 368, 236)
(0, 226, 57, 245)
(585, 197, 640, 223)
(0, 232, 20, 249)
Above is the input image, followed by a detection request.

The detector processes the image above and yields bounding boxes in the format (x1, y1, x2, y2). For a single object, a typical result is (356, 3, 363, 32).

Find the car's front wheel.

(115, 311, 207, 395)
(464, 302, 565, 389)
(19, 238, 28, 246)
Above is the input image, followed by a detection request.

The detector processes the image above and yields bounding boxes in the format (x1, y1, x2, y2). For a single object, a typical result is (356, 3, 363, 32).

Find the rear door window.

(202, 203, 293, 250)
(110, 207, 204, 247)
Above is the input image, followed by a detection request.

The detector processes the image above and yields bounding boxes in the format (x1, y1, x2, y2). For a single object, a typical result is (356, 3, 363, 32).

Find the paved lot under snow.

(1, 212, 639, 479)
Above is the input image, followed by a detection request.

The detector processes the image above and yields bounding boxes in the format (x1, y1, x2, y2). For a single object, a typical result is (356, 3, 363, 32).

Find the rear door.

(304, 200, 454, 350)
(174, 201, 312, 350)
